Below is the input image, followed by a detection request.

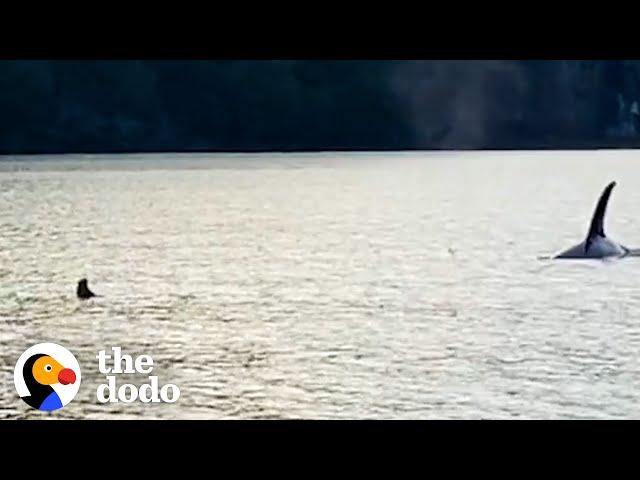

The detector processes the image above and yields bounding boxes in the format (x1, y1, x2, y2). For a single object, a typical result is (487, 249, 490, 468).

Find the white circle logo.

(14, 343, 81, 411)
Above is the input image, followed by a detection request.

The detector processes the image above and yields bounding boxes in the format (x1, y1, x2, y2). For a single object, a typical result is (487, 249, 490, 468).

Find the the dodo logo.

(14, 343, 81, 411)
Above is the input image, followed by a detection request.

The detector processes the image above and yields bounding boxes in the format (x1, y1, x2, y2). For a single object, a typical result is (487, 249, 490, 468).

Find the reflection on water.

(1, 151, 640, 419)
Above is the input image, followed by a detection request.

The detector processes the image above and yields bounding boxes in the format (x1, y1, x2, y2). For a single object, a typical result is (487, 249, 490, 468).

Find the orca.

(555, 181, 640, 259)
(77, 278, 97, 299)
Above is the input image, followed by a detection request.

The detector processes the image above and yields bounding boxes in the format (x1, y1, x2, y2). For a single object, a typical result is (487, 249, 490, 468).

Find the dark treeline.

(1, 60, 640, 154)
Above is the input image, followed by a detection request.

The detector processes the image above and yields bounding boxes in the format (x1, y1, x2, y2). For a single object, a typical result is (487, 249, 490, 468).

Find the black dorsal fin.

(586, 181, 616, 248)
(77, 278, 96, 299)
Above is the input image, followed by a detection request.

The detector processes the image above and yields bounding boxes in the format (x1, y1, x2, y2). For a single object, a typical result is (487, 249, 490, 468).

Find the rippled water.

(2, 150, 640, 419)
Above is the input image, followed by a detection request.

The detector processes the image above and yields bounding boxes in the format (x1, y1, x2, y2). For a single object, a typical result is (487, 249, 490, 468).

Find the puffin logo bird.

(21, 353, 77, 411)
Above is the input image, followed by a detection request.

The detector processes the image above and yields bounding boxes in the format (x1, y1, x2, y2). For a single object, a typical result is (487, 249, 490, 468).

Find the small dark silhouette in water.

(77, 278, 97, 299)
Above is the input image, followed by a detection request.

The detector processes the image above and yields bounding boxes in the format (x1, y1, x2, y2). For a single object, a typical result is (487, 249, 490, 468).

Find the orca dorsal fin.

(586, 181, 616, 248)
(77, 278, 96, 299)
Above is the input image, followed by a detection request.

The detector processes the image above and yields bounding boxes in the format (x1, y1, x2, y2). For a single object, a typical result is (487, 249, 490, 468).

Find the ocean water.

(1, 150, 640, 419)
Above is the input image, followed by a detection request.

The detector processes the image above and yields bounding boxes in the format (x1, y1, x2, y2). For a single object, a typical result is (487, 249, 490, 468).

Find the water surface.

(1, 150, 640, 419)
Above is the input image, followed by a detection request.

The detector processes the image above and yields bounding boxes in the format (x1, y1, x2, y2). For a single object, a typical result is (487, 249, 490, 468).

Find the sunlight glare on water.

(1, 150, 640, 419)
